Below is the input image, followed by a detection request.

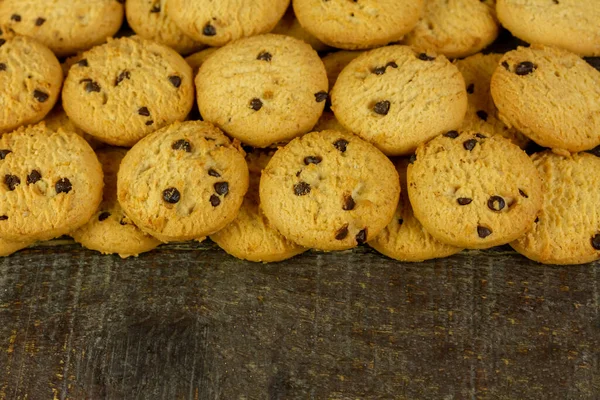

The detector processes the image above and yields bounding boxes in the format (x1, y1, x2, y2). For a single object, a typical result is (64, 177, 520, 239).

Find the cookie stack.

(0, 0, 598, 265)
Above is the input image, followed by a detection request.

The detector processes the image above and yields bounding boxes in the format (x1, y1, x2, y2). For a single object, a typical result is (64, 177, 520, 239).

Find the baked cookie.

(454, 53, 529, 148)
(403, 0, 499, 59)
(322, 50, 363, 89)
(196, 34, 328, 148)
(293, 0, 424, 50)
(126, 0, 204, 55)
(259, 130, 399, 251)
(43, 105, 100, 150)
(0, 123, 103, 241)
(0, 32, 62, 134)
(0, 0, 124, 57)
(0, 238, 33, 257)
(117, 121, 249, 242)
(71, 148, 161, 258)
(185, 47, 218, 75)
(331, 45, 467, 156)
(511, 151, 600, 265)
(313, 112, 348, 133)
(210, 150, 306, 262)
(62, 36, 194, 147)
(407, 131, 542, 249)
(370, 159, 463, 262)
(491, 45, 600, 153)
(271, 6, 328, 52)
(168, 0, 289, 47)
(497, 0, 600, 57)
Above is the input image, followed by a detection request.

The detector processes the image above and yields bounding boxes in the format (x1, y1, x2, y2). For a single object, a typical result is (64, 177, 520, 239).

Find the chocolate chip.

(372, 66, 387, 75)
(386, 61, 398, 69)
(33, 90, 49, 102)
(115, 70, 130, 86)
(333, 139, 348, 153)
(457, 198, 472, 206)
(335, 224, 349, 240)
(0, 39, 6, 47)
(304, 156, 322, 165)
(203, 23, 216, 36)
(294, 182, 311, 196)
(356, 228, 368, 245)
(417, 53, 435, 61)
(343, 194, 355, 211)
(463, 139, 477, 151)
(475, 133, 487, 139)
(162, 187, 180, 204)
(4, 174, 20, 191)
(409, 154, 417, 164)
(169, 75, 182, 88)
(592, 234, 600, 250)
(487, 196, 506, 211)
(119, 217, 128, 226)
(0, 149, 11, 160)
(249, 98, 263, 111)
(210, 194, 221, 207)
(81, 79, 101, 93)
(55, 178, 72, 194)
(444, 130, 459, 139)
(0, 216, 7, 221)
(27, 170, 41, 184)
(35, 17, 46, 26)
(519, 189, 528, 198)
(467, 83, 474, 94)
(145, 120, 154, 126)
(314, 91, 328, 103)
(11, 14, 21, 22)
(534, 217, 539, 223)
(98, 212, 111, 222)
(208, 168, 221, 177)
(214, 182, 229, 196)
(552, 0, 559, 4)
(0, 63, 6, 71)
(502, 61, 510, 71)
(373, 100, 390, 115)
(257, 51, 272, 61)
(150, 3, 161, 12)
(138, 107, 150, 116)
(172, 139, 192, 152)
(476, 110, 488, 121)
(515, 61, 537, 76)
(477, 226, 492, 238)
(398, 218, 404, 225)
(77, 59, 88, 67)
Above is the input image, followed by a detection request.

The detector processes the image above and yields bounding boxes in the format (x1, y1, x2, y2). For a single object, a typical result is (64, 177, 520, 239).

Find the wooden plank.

(0, 242, 598, 399)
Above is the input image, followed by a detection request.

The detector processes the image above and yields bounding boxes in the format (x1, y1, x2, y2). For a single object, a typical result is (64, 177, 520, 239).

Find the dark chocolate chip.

(534, 217, 539, 223)
(304, 156, 322, 165)
(335, 224, 349, 240)
(592, 234, 600, 250)
(4, 174, 20, 191)
(27, 170, 41, 184)
(386, 61, 398, 69)
(55, 178, 72, 194)
(475, 133, 487, 139)
(294, 182, 311, 196)
(257, 51, 272, 61)
(463, 139, 477, 151)
(398, 218, 404, 225)
(552, 0, 559, 4)
(214, 182, 229, 196)
(0, 216, 7, 221)
(315, 91, 328, 103)
(476, 110, 488, 121)
(515, 61, 537, 76)
(203, 23, 216, 36)
(168, 75, 182, 88)
(444, 130, 459, 139)
(33, 90, 49, 102)
(343, 194, 355, 211)
(457, 198, 472, 206)
(210, 194, 221, 207)
(11, 14, 21, 22)
(0, 39, 6, 47)
(77, 59, 88, 67)
(98, 212, 111, 222)
(356, 228, 368, 245)
(172, 139, 192, 152)
(487, 195, 506, 211)
(138, 107, 150, 116)
(208, 168, 221, 177)
(372, 66, 387, 75)
(409, 154, 417, 164)
(519, 189, 528, 198)
(150, 3, 161, 12)
(0, 63, 5, 71)
(249, 98, 263, 111)
(162, 187, 180, 204)
(82, 79, 101, 93)
(145, 120, 154, 126)
(35, 17, 46, 26)
(502, 61, 510, 71)
(477, 226, 492, 238)
(333, 139, 348, 153)
(115, 70, 130, 86)
(467, 83, 474, 94)
(373, 100, 390, 115)
(417, 53, 435, 61)
(119, 217, 128, 226)
(0, 149, 11, 159)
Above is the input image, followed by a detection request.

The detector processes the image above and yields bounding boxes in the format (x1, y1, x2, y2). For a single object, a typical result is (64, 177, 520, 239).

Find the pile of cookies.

(0, 0, 598, 265)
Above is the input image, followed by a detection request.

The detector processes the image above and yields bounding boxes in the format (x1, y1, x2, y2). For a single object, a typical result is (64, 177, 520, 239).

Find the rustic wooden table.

(0, 241, 598, 399)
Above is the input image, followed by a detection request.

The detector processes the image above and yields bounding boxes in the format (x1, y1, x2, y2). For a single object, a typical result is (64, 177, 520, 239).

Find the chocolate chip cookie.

(196, 34, 328, 148)
(117, 121, 249, 242)
(331, 45, 467, 156)
(260, 130, 400, 251)
(43, 105, 100, 150)
(407, 131, 542, 249)
(62, 36, 194, 147)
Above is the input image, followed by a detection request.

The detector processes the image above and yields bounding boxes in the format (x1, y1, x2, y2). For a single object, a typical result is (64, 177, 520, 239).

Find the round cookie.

(0, 238, 33, 257)
(407, 131, 542, 249)
(185, 47, 218, 75)
(454, 53, 529, 148)
(0, 0, 124, 57)
(403, 0, 499, 59)
(71, 148, 161, 258)
(322, 50, 363, 89)
(0, 123, 103, 241)
(491, 45, 600, 153)
(43, 105, 100, 150)
(117, 121, 249, 242)
(0, 33, 62, 134)
(331, 45, 467, 156)
(62, 36, 194, 147)
(370, 159, 463, 262)
(196, 34, 328, 148)
(126, 0, 204, 55)
(168, 0, 289, 47)
(497, 0, 600, 57)
(293, 0, 424, 50)
(271, 6, 329, 52)
(210, 150, 307, 262)
(260, 130, 400, 251)
(511, 151, 600, 265)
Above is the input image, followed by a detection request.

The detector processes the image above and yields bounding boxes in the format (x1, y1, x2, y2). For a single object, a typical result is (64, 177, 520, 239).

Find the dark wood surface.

(0, 241, 598, 399)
